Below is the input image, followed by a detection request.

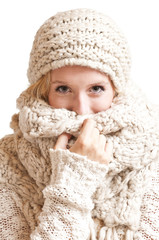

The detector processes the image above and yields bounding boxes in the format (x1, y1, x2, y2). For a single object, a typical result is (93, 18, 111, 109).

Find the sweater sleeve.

(30, 149, 108, 240)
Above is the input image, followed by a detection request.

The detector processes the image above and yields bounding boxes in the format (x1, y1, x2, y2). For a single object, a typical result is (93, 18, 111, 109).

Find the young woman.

(0, 8, 159, 240)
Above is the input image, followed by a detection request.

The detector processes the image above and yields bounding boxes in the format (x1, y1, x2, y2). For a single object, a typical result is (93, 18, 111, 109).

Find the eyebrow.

(51, 80, 69, 84)
(51, 80, 109, 85)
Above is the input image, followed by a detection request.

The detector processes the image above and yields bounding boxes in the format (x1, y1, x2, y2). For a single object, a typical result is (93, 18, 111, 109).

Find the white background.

(0, 0, 159, 138)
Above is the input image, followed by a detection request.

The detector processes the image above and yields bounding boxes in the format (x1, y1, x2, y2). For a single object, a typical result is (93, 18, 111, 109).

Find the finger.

(80, 119, 96, 136)
(101, 141, 113, 164)
(54, 133, 72, 150)
(91, 127, 100, 146)
(98, 134, 107, 150)
(77, 119, 97, 147)
(105, 140, 113, 156)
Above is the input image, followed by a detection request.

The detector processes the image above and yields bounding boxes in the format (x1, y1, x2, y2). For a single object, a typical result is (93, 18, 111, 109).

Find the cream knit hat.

(27, 8, 131, 93)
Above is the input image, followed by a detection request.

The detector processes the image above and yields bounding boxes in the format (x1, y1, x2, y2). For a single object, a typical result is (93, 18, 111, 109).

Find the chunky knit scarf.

(15, 84, 159, 239)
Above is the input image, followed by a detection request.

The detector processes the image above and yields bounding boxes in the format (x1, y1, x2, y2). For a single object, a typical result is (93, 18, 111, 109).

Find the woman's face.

(49, 66, 115, 115)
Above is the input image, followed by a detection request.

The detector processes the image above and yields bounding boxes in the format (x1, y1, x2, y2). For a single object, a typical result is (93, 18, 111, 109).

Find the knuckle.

(98, 153, 104, 161)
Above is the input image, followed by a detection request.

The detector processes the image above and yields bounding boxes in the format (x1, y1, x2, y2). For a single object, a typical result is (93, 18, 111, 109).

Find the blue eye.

(55, 86, 70, 93)
(90, 86, 105, 93)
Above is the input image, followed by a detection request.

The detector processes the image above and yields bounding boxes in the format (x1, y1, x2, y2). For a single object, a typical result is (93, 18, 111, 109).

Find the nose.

(72, 93, 90, 115)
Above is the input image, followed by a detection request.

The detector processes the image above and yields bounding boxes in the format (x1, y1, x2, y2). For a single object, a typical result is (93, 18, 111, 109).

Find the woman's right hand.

(54, 119, 113, 165)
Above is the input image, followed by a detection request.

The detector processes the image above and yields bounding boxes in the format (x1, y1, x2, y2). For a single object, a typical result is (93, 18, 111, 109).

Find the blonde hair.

(26, 71, 51, 102)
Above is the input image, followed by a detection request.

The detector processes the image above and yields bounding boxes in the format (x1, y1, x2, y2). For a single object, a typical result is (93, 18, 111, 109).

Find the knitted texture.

(27, 8, 131, 93)
(1, 8, 159, 240)
(12, 83, 159, 239)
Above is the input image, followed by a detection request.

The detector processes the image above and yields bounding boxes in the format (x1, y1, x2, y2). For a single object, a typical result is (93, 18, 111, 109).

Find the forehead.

(51, 65, 109, 83)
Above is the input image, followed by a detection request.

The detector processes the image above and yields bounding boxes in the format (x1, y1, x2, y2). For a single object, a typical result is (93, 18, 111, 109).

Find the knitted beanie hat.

(27, 8, 131, 93)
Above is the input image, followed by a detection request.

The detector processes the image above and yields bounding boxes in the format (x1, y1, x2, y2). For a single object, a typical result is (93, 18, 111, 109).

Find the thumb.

(54, 133, 72, 150)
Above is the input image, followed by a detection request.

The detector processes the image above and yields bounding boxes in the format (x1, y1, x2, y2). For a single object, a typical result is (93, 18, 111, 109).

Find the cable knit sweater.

(0, 84, 159, 240)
